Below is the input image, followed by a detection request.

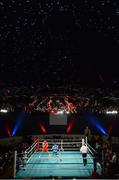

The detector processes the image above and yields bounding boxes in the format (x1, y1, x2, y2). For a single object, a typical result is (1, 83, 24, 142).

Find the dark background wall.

(0, 111, 119, 137)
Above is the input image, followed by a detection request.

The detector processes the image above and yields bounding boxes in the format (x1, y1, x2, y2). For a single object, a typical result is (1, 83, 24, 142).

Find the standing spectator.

(84, 126, 92, 142)
(91, 169, 100, 179)
(111, 152, 117, 164)
(16, 157, 22, 171)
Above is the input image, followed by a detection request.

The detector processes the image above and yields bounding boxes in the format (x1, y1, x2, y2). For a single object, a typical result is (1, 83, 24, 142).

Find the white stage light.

(0, 109, 8, 113)
(106, 110, 118, 114)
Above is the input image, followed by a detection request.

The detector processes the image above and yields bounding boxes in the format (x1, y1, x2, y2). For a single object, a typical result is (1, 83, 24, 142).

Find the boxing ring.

(14, 137, 102, 179)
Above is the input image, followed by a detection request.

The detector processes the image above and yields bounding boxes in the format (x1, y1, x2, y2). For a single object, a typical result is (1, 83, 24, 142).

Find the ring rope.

(19, 167, 93, 171)
(23, 156, 95, 160)
(87, 143, 96, 153)
(25, 138, 39, 153)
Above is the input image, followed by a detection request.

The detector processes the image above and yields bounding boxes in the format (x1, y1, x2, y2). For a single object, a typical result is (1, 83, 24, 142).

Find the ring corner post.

(13, 150, 17, 179)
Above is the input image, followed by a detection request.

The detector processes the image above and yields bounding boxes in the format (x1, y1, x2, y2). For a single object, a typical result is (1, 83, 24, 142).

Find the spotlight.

(106, 110, 118, 114)
(0, 109, 8, 113)
(57, 110, 63, 114)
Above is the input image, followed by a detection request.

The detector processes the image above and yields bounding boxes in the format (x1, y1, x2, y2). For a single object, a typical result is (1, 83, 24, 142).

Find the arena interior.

(0, 0, 119, 179)
(0, 85, 119, 179)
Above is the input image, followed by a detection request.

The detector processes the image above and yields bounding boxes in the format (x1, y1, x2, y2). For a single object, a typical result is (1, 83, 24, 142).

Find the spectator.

(84, 126, 92, 141)
(16, 157, 22, 171)
(91, 169, 101, 179)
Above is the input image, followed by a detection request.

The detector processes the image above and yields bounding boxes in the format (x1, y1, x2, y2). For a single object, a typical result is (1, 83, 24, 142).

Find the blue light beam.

(85, 113, 108, 136)
(12, 111, 27, 136)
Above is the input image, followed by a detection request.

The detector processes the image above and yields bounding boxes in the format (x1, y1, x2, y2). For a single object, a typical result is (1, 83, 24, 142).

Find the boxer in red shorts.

(39, 139, 50, 159)
(42, 139, 49, 152)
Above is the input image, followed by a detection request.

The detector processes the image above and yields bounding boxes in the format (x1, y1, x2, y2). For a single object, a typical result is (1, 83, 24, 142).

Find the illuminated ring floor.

(16, 151, 102, 179)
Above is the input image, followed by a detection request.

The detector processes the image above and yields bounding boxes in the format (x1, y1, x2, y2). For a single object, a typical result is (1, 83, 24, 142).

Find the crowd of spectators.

(0, 84, 119, 114)
(86, 131, 119, 178)
(0, 137, 31, 178)
(0, 146, 14, 177)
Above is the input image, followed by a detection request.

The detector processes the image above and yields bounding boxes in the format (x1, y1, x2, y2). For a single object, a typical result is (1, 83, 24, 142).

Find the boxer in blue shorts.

(51, 143, 62, 161)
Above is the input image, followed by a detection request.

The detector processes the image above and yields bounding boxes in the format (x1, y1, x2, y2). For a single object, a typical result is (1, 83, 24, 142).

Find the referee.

(80, 141, 88, 166)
